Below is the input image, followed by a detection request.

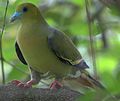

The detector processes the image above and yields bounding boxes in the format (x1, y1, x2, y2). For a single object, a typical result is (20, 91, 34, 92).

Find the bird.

(10, 3, 104, 89)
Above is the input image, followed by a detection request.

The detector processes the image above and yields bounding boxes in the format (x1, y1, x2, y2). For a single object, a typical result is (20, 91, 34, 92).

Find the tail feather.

(79, 69, 105, 89)
(87, 74, 105, 89)
(64, 69, 105, 89)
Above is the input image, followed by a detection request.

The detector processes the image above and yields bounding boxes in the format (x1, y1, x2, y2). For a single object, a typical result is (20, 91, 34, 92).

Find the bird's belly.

(17, 35, 71, 76)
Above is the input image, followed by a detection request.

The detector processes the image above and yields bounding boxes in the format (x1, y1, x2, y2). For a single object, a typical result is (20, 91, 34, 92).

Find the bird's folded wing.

(15, 42, 27, 65)
(48, 28, 82, 66)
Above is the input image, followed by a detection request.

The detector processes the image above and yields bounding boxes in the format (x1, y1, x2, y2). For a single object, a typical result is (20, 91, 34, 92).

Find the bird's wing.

(15, 42, 27, 65)
(48, 28, 86, 68)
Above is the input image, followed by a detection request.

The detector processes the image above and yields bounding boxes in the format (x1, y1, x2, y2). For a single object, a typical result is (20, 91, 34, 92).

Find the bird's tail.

(63, 70, 105, 90)
(79, 70, 105, 89)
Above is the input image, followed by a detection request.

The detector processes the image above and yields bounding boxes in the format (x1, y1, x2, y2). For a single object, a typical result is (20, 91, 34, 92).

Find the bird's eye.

(23, 7, 28, 12)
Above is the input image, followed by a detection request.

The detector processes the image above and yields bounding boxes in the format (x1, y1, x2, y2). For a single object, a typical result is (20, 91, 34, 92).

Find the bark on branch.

(0, 83, 82, 101)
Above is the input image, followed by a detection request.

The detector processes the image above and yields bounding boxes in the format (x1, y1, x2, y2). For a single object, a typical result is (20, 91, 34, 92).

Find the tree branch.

(0, 83, 82, 101)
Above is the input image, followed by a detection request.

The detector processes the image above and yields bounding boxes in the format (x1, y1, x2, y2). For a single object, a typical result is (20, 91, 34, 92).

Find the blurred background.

(0, 0, 120, 100)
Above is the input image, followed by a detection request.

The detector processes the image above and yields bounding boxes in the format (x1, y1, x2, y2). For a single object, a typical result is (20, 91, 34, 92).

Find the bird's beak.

(10, 12, 22, 23)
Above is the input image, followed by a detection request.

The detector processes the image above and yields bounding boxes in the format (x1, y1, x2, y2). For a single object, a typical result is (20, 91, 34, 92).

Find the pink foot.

(11, 79, 36, 88)
(50, 80, 63, 90)
(11, 80, 22, 85)
(24, 79, 36, 88)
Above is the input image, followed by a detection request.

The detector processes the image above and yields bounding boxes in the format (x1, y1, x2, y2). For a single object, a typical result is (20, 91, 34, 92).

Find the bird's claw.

(11, 80, 21, 85)
(11, 80, 33, 88)
(50, 80, 63, 90)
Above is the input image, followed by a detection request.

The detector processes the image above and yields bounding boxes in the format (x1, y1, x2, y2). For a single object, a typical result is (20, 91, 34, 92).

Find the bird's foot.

(50, 80, 63, 90)
(11, 79, 36, 88)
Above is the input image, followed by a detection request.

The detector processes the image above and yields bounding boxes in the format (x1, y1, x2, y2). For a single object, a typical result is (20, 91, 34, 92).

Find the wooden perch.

(0, 83, 82, 101)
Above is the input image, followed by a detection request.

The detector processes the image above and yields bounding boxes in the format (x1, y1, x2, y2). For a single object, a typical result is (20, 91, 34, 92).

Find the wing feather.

(15, 42, 27, 65)
(48, 28, 82, 66)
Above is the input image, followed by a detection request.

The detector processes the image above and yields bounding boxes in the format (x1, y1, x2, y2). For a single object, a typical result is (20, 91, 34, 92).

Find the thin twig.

(0, 0, 9, 84)
(85, 0, 97, 77)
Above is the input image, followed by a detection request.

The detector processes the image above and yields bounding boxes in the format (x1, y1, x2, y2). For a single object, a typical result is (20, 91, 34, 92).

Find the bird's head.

(10, 3, 41, 23)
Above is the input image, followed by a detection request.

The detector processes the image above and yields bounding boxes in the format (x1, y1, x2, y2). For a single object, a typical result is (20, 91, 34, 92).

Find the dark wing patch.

(48, 28, 81, 65)
(48, 37, 71, 65)
(15, 42, 27, 65)
(48, 27, 89, 69)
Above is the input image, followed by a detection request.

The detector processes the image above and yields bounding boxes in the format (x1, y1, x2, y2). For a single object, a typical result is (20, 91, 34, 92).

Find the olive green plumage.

(10, 3, 104, 89)
(11, 3, 87, 77)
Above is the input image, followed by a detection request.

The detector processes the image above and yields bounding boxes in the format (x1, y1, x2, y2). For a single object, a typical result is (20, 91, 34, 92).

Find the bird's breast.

(17, 28, 71, 76)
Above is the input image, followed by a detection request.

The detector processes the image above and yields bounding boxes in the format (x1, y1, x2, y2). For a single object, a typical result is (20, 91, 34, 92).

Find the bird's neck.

(21, 13, 48, 26)
(18, 17, 49, 36)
